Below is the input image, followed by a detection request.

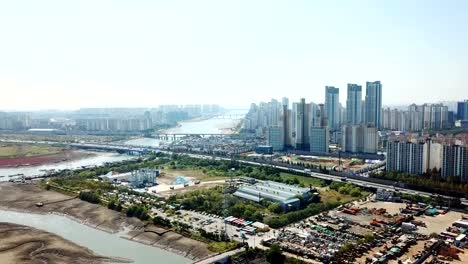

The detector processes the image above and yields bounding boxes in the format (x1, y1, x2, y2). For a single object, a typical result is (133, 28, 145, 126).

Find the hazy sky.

(1, 0, 467, 110)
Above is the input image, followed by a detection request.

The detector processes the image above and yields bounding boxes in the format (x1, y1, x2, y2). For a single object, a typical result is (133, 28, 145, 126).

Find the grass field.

(0, 143, 64, 159)
(319, 187, 367, 204)
(279, 172, 327, 187)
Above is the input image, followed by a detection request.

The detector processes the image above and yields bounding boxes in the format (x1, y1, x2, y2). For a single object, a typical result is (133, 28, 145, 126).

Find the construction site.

(278, 154, 382, 173)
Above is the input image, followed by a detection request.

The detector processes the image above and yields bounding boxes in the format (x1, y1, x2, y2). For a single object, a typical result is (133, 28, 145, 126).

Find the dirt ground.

(357, 201, 407, 215)
(0, 222, 126, 264)
(390, 240, 427, 264)
(0, 182, 213, 261)
(414, 211, 465, 236)
(147, 168, 227, 196)
(281, 155, 371, 171)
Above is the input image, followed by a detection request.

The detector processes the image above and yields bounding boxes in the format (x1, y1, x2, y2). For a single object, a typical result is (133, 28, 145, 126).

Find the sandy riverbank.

(0, 222, 128, 264)
(0, 183, 213, 261)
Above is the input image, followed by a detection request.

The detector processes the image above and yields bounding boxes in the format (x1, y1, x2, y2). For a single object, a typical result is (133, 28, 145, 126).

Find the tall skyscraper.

(386, 138, 426, 175)
(324, 86, 340, 130)
(309, 103, 329, 153)
(365, 81, 382, 129)
(267, 126, 284, 151)
(346, 84, 362, 125)
(310, 127, 329, 153)
(457, 100, 468, 120)
(282, 97, 289, 109)
(442, 144, 468, 181)
(281, 97, 290, 148)
(293, 98, 310, 150)
(341, 124, 378, 154)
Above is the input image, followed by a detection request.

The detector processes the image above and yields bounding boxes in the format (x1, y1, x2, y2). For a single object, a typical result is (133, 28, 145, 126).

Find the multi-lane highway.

(7, 140, 466, 206)
(178, 153, 468, 206)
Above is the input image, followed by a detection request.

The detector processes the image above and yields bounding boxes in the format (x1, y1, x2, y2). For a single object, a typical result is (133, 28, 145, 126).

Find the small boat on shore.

(8, 173, 24, 178)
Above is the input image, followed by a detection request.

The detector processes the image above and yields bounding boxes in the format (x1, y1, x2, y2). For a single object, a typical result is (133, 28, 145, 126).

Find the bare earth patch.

(0, 182, 213, 261)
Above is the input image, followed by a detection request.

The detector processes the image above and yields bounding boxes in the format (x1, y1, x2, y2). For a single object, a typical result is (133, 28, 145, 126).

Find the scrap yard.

(261, 192, 468, 264)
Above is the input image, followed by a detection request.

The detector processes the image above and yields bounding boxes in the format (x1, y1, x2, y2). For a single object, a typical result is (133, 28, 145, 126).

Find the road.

(179, 153, 468, 206)
(6, 139, 465, 205)
(194, 248, 244, 264)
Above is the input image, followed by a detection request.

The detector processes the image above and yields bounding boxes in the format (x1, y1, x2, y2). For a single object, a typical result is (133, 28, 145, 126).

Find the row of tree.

(372, 170, 468, 197)
(78, 191, 100, 204)
(329, 182, 363, 197)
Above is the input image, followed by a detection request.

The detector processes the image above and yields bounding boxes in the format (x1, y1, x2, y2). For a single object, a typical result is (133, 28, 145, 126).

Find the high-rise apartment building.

(382, 108, 410, 132)
(386, 138, 426, 175)
(282, 97, 289, 109)
(310, 127, 329, 153)
(346, 84, 362, 125)
(309, 104, 329, 153)
(267, 126, 285, 151)
(293, 98, 311, 150)
(457, 100, 468, 120)
(442, 144, 468, 182)
(390, 103, 450, 132)
(341, 124, 378, 154)
(325, 86, 340, 130)
(386, 134, 468, 182)
(365, 81, 382, 129)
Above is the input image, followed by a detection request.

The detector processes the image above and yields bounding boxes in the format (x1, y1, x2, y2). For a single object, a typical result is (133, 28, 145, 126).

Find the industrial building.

(233, 181, 315, 211)
(130, 169, 159, 188)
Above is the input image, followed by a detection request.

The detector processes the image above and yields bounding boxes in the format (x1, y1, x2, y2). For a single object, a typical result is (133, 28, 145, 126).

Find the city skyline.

(1, 0, 468, 110)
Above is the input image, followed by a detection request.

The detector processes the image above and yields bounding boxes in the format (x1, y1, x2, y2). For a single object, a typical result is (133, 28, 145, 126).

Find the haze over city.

(1, 0, 467, 110)
(2, 1, 468, 264)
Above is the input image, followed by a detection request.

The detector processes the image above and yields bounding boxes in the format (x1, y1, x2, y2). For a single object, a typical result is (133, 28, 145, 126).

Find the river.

(0, 111, 246, 262)
(124, 109, 247, 147)
(0, 151, 134, 180)
(0, 210, 190, 264)
(165, 109, 246, 135)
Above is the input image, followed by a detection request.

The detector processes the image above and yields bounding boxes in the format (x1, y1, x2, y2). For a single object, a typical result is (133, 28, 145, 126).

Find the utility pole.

(223, 168, 236, 240)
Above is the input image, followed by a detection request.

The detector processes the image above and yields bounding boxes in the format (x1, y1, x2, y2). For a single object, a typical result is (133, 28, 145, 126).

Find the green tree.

(266, 244, 285, 264)
(268, 203, 282, 214)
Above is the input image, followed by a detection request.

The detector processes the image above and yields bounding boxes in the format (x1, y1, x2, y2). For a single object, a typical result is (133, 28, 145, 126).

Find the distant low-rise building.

(255, 145, 273, 154)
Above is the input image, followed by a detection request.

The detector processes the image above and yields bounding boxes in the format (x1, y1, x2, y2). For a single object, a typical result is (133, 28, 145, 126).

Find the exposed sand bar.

(0, 182, 212, 261)
(0, 222, 127, 264)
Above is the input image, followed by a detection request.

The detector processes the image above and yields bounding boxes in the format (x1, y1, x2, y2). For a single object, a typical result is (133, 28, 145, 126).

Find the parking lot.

(150, 208, 275, 247)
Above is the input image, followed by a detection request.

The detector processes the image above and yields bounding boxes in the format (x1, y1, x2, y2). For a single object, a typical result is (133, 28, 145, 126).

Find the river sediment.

(0, 182, 213, 261)
(0, 222, 128, 264)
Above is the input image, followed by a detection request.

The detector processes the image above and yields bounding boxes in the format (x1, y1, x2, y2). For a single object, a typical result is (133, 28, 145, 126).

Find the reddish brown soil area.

(0, 151, 83, 167)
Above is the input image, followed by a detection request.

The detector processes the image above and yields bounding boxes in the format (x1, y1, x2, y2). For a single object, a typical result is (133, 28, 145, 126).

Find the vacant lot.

(414, 211, 465, 235)
(319, 187, 369, 205)
(162, 168, 227, 182)
(281, 155, 372, 171)
(356, 201, 406, 215)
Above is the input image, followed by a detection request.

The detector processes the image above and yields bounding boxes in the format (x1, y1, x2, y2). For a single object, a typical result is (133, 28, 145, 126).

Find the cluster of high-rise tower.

(243, 81, 383, 154)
